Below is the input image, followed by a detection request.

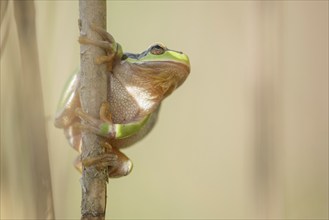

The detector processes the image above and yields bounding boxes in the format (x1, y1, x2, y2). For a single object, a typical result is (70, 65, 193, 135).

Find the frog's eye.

(150, 45, 165, 55)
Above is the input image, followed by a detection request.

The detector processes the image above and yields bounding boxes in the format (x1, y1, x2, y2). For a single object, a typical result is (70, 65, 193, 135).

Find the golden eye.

(150, 45, 165, 55)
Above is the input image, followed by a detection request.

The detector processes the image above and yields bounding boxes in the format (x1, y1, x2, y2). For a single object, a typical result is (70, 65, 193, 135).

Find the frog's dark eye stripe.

(150, 44, 165, 55)
(121, 54, 128, 60)
(123, 52, 143, 60)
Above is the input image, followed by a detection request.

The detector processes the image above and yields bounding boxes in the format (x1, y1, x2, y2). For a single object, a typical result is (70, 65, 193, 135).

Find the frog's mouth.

(138, 60, 190, 77)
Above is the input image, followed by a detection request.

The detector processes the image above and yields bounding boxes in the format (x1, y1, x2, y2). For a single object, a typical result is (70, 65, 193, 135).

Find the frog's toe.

(82, 154, 118, 170)
(78, 36, 113, 51)
(89, 24, 116, 44)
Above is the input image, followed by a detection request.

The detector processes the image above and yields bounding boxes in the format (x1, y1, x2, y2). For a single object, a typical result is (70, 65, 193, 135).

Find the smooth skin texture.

(55, 26, 190, 178)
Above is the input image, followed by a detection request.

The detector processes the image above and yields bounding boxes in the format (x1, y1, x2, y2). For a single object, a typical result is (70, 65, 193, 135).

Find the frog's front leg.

(79, 24, 120, 68)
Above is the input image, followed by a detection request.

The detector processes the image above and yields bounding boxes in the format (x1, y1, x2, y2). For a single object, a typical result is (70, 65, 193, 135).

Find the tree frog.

(54, 26, 190, 178)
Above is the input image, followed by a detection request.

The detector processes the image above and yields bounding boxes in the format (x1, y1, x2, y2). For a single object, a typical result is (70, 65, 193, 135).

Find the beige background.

(1, 1, 328, 219)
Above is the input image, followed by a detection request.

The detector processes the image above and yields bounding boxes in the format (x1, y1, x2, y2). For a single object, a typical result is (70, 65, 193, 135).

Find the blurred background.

(1, 1, 328, 219)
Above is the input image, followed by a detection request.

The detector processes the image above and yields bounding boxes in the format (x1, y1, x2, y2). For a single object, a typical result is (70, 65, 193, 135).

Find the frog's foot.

(74, 141, 133, 178)
(101, 141, 133, 178)
(74, 101, 115, 138)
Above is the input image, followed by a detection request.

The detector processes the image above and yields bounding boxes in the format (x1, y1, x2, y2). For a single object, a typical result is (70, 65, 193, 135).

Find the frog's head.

(115, 43, 190, 102)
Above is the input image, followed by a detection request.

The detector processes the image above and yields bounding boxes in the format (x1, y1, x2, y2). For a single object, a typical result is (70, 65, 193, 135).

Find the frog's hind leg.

(101, 142, 133, 178)
(74, 140, 133, 178)
(54, 72, 80, 129)
(64, 122, 82, 153)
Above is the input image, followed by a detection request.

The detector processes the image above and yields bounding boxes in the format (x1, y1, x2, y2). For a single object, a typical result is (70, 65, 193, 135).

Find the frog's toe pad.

(108, 160, 133, 178)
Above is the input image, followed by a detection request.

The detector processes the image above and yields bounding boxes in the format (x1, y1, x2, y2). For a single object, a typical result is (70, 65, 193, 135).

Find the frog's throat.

(113, 61, 187, 112)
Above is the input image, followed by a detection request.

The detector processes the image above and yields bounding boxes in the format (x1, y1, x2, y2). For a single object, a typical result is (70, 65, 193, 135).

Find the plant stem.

(79, 1, 108, 219)
(13, 0, 55, 218)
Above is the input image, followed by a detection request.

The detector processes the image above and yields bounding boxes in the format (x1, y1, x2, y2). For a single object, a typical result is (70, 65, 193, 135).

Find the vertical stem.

(13, 0, 55, 219)
(79, 1, 108, 219)
(253, 2, 283, 218)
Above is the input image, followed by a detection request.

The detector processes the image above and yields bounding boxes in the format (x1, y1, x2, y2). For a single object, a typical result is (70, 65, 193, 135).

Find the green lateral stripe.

(100, 123, 110, 136)
(115, 115, 150, 139)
